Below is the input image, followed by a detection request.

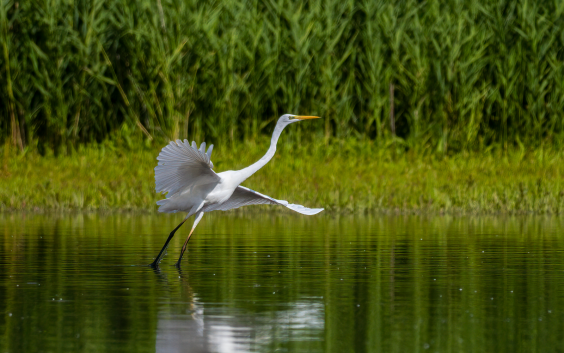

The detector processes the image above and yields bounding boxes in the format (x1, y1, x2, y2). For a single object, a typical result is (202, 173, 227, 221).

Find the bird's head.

(278, 114, 321, 125)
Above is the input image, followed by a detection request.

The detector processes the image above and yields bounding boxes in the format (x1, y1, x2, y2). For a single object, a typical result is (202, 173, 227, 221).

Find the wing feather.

(155, 139, 219, 196)
(203, 186, 324, 215)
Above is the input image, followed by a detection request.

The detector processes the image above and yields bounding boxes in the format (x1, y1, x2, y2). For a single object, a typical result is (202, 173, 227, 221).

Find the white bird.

(151, 114, 324, 267)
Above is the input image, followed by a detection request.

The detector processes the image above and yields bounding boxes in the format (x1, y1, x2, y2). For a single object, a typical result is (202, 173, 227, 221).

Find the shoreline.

(2, 142, 563, 215)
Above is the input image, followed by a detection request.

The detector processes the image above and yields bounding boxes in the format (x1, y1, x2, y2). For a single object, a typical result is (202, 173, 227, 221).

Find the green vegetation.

(1, 0, 564, 153)
(2, 140, 563, 213)
(2, 0, 563, 213)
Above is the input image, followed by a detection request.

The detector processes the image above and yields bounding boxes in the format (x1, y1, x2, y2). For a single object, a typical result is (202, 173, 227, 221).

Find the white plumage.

(202, 186, 324, 215)
(151, 114, 323, 267)
(155, 139, 218, 196)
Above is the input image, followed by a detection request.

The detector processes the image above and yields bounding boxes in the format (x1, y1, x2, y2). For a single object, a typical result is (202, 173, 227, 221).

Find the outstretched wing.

(155, 140, 219, 196)
(203, 186, 324, 215)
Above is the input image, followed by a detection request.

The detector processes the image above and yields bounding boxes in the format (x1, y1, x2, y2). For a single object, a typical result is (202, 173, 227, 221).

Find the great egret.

(151, 114, 324, 267)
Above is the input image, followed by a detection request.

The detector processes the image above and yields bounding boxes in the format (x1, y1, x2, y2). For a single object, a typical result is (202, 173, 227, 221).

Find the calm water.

(1, 213, 564, 352)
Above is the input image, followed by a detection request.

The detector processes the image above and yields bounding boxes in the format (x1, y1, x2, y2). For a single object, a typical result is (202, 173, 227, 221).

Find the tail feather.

(156, 198, 179, 213)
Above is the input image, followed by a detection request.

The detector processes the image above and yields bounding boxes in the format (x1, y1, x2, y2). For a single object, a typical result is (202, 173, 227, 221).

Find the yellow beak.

(294, 115, 320, 120)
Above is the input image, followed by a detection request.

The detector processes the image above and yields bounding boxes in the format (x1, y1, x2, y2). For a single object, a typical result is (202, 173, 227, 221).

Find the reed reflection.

(1, 213, 564, 353)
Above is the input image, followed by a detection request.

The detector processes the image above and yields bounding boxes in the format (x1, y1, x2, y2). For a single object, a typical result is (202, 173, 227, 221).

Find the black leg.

(150, 218, 187, 267)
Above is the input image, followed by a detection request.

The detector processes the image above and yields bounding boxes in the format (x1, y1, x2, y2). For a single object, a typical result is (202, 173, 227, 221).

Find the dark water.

(1, 213, 564, 352)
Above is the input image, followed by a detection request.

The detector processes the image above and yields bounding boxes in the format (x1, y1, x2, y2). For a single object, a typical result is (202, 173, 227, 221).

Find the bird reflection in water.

(153, 268, 324, 353)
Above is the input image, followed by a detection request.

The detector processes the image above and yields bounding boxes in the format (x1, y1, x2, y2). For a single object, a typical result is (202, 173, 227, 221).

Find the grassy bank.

(2, 139, 563, 214)
(2, 0, 564, 152)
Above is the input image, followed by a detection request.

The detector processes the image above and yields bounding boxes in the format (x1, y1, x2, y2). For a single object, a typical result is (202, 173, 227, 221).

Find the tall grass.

(2, 140, 563, 213)
(1, 0, 564, 153)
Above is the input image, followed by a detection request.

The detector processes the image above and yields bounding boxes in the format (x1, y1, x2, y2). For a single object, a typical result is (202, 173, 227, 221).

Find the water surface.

(1, 213, 563, 352)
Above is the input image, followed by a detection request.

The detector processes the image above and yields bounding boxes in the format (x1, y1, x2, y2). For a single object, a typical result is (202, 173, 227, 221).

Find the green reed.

(1, 0, 564, 153)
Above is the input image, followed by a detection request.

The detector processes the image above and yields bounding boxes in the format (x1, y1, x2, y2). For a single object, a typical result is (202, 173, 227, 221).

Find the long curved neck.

(235, 122, 286, 185)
